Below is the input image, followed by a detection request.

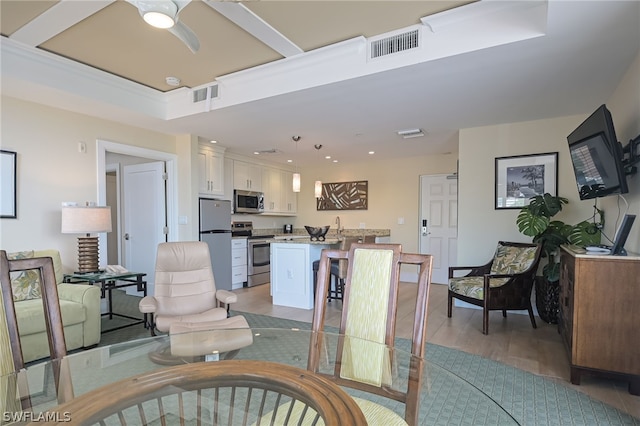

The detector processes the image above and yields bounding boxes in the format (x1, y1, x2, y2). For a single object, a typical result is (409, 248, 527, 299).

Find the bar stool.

(313, 259, 342, 301)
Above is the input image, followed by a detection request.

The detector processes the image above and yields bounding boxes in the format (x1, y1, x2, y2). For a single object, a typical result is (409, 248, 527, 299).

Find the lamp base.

(77, 236, 100, 274)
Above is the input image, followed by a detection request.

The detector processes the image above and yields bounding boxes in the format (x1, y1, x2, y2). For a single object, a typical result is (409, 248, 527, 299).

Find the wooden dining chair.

(0, 250, 73, 411)
(309, 243, 433, 426)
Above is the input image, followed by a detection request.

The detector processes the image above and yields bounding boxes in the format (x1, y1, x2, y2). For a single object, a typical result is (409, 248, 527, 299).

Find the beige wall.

(598, 52, 640, 252)
(0, 96, 188, 273)
(294, 154, 459, 253)
(457, 51, 640, 264)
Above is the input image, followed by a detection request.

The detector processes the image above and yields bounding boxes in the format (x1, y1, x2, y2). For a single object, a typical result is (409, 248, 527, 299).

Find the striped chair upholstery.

(309, 243, 433, 426)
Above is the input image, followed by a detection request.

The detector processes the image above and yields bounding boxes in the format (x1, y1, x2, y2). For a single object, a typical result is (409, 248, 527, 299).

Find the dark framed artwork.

(317, 180, 368, 211)
(1, 150, 17, 218)
(495, 152, 558, 209)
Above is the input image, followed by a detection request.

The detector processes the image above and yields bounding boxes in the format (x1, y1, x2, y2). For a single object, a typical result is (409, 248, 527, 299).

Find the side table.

(63, 271, 147, 333)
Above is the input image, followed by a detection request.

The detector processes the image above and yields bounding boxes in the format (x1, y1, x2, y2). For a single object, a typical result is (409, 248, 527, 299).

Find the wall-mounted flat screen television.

(567, 105, 628, 200)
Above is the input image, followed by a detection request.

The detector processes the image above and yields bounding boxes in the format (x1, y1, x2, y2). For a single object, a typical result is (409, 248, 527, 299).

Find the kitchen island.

(270, 238, 341, 309)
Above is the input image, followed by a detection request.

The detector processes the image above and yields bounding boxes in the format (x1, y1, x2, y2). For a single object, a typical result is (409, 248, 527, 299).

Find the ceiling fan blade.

(168, 20, 200, 53)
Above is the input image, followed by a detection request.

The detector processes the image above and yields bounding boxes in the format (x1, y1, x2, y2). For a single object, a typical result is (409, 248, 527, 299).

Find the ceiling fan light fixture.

(143, 11, 175, 28)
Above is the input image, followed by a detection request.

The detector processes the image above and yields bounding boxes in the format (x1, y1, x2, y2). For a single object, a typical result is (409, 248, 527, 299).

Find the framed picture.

(495, 152, 558, 209)
(1, 150, 17, 218)
(317, 180, 368, 211)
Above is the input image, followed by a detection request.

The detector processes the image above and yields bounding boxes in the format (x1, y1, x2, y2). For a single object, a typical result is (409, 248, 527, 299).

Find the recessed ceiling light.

(333, 160, 338, 163)
(287, 159, 293, 163)
(397, 128, 425, 139)
(165, 76, 181, 86)
(368, 151, 375, 155)
(325, 156, 331, 159)
(253, 151, 260, 155)
(210, 140, 217, 144)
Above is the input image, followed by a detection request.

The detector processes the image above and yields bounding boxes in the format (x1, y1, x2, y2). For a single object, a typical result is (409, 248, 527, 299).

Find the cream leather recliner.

(139, 241, 240, 335)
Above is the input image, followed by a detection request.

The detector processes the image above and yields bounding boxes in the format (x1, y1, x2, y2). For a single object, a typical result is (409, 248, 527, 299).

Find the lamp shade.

(292, 173, 301, 193)
(314, 180, 322, 198)
(61, 206, 112, 234)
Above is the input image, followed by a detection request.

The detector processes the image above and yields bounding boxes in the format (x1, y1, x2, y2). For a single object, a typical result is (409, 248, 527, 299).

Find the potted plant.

(516, 193, 603, 323)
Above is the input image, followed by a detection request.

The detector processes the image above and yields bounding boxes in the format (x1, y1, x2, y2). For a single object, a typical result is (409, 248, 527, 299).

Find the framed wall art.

(317, 180, 368, 211)
(495, 152, 558, 209)
(1, 150, 17, 218)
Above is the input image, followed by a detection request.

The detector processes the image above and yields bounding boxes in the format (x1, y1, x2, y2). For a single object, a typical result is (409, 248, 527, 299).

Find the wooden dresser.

(558, 245, 640, 395)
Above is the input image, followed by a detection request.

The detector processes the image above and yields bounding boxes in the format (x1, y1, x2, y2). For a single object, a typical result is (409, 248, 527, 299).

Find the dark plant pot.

(535, 276, 559, 324)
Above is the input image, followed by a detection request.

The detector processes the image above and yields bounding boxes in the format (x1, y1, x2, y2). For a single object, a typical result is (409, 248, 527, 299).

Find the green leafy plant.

(516, 193, 602, 281)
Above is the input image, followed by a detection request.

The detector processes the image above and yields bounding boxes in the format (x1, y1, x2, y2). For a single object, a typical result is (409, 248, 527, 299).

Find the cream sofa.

(9, 249, 101, 363)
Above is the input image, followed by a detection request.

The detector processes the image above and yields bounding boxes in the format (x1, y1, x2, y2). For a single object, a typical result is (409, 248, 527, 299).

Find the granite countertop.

(270, 237, 341, 245)
(252, 228, 390, 239)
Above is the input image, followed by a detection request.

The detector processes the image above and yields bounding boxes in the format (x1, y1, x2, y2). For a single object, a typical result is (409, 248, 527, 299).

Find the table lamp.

(61, 205, 112, 273)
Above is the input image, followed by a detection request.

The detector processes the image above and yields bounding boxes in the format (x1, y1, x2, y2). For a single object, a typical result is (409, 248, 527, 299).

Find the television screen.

(567, 105, 628, 200)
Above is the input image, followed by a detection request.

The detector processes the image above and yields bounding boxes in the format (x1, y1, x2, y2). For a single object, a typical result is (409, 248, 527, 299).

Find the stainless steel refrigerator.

(199, 198, 232, 291)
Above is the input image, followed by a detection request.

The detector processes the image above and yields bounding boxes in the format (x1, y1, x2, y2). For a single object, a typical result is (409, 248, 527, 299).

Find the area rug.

(100, 310, 639, 426)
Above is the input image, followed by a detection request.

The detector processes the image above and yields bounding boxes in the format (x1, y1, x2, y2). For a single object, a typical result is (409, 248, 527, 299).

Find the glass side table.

(63, 271, 147, 333)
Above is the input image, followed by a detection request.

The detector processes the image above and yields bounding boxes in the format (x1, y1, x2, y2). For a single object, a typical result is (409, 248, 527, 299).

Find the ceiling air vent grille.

(370, 29, 419, 59)
(193, 84, 219, 103)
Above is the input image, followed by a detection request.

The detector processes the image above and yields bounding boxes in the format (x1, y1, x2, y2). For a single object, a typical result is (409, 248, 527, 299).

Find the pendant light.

(292, 136, 301, 193)
(314, 144, 323, 198)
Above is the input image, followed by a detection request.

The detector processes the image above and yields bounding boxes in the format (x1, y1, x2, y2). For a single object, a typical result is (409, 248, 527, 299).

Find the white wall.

(0, 96, 189, 273)
(457, 51, 640, 264)
(600, 52, 640, 253)
(294, 153, 459, 254)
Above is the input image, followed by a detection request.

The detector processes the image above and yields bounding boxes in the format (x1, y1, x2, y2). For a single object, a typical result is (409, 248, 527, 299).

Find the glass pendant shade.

(292, 173, 301, 193)
(314, 180, 322, 198)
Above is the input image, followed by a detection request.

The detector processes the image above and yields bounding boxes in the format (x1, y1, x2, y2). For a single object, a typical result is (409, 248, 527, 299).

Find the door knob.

(124, 233, 130, 240)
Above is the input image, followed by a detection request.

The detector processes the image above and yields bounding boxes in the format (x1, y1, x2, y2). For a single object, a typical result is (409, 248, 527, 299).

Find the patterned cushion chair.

(447, 241, 542, 335)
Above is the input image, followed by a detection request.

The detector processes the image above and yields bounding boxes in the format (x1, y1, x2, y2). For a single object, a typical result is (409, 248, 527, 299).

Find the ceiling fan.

(126, 0, 200, 53)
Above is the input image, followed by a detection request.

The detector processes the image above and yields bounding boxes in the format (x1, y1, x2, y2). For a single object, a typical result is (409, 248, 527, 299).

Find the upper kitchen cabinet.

(198, 144, 226, 197)
(281, 170, 297, 214)
(234, 160, 262, 191)
(262, 168, 297, 216)
(262, 167, 282, 213)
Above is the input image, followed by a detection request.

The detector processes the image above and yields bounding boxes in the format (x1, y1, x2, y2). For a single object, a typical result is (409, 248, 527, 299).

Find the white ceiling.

(1, 1, 639, 166)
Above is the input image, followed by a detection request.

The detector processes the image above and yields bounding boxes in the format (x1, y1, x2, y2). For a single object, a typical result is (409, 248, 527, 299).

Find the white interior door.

(419, 174, 458, 284)
(123, 162, 167, 296)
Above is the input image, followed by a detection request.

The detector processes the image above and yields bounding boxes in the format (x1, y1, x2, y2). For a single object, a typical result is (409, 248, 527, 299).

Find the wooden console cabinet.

(558, 245, 640, 394)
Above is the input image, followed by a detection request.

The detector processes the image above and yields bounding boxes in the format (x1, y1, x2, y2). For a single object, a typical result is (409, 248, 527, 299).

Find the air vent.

(255, 149, 282, 155)
(192, 84, 219, 103)
(370, 29, 419, 59)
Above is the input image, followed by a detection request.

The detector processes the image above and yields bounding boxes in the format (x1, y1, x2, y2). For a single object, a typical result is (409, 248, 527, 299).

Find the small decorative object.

(495, 152, 558, 209)
(317, 181, 368, 211)
(305, 225, 330, 241)
(1, 150, 17, 218)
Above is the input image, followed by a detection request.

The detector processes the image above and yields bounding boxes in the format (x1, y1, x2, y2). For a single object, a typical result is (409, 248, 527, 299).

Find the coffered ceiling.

(1, 1, 639, 166)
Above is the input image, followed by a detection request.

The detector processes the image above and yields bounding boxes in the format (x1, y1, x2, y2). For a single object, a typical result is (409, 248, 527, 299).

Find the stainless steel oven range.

(231, 222, 273, 287)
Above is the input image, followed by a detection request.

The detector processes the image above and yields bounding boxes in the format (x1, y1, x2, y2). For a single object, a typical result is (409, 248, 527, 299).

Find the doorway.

(419, 174, 458, 284)
(97, 140, 178, 296)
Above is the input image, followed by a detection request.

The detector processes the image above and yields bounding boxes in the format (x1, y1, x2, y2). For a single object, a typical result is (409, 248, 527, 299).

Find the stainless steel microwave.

(234, 190, 264, 214)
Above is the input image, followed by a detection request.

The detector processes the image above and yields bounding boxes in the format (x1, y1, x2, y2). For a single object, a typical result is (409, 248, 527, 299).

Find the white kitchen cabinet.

(281, 170, 297, 214)
(198, 144, 225, 197)
(233, 160, 262, 191)
(223, 157, 234, 209)
(271, 241, 337, 309)
(262, 167, 282, 213)
(231, 237, 247, 289)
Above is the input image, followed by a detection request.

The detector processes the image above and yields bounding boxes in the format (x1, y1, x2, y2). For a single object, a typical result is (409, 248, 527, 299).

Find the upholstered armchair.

(447, 241, 542, 335)
(139, 241, 241, 335)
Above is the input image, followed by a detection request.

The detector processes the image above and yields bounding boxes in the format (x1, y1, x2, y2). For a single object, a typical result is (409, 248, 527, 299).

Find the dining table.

(1, 328, 519, 425)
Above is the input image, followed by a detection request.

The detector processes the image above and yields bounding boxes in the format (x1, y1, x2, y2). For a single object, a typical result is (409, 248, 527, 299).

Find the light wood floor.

(232, 282, 639, 419)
